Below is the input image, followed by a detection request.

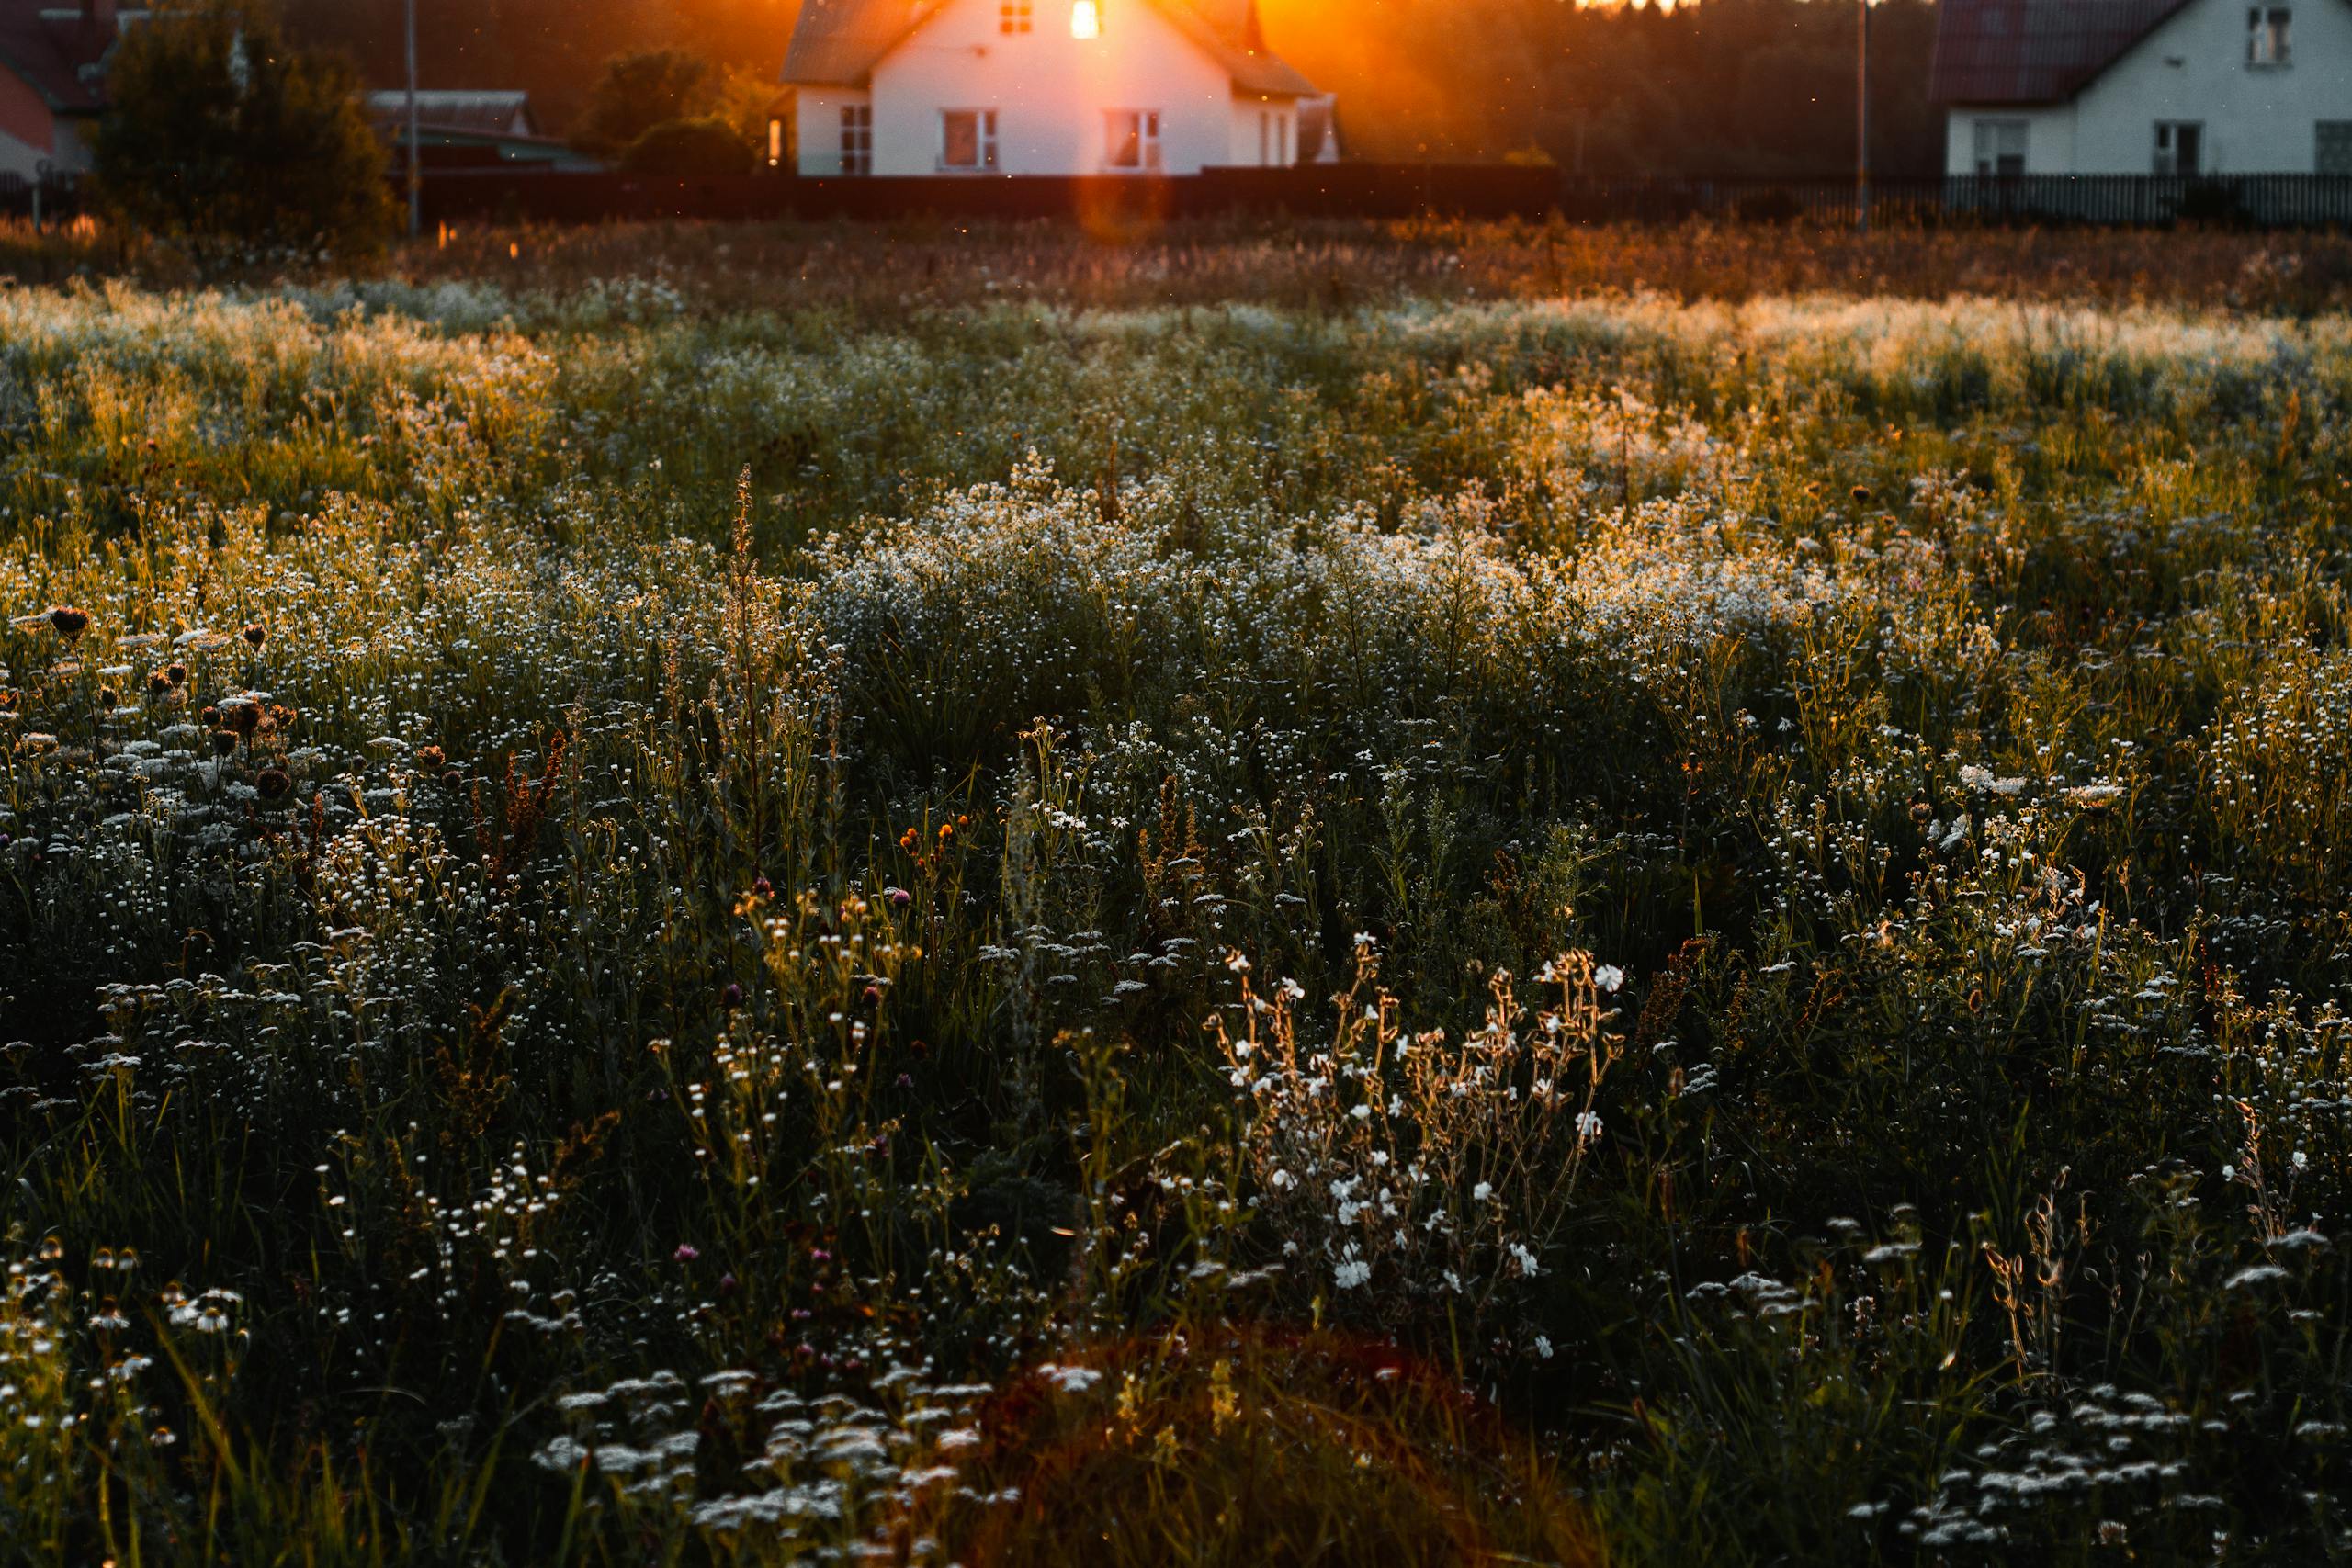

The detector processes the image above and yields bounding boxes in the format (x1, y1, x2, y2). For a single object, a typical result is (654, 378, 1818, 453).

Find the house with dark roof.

(0, 0, 142, 183)
(364, 91, 604, 171)
(1931, 0, 2352, 175)
(777, 0, 1319, 176)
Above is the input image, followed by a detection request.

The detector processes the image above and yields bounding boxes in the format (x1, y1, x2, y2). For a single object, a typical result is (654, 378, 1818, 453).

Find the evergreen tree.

(93, 0, 396, 260)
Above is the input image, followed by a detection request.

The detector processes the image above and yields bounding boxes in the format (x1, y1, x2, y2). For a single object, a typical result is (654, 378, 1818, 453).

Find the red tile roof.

(1929, 0, 2198, 105)
(0, 4, 126, 116)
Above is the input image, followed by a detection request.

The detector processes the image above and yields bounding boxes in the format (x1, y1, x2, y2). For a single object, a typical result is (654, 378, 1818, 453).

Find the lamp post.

(1856, 0, 1871, 232)
(405, 0, 421, 239)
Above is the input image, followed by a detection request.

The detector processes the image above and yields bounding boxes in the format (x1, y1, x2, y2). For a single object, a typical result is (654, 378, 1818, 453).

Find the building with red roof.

(1932, 0, 2352, 175)
(0, 0, 142, 182)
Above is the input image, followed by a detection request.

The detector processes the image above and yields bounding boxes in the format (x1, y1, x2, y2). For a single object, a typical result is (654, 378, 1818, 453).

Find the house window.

(1000, 0, 1032, 32)
(941, 108, 1000, 172)
(2247, 6, 2290, 63)
(2318, 121, 2352, 174)
(1071, 0, 1101, 38)
(1971, 118, 2027, 176)
(1259, 109, 1270, 164)
(1103, 109, 1161, 171)
(2153, 120, 2203, 175)
(767, 117, 784, 167)
(840, 105, 873, 175)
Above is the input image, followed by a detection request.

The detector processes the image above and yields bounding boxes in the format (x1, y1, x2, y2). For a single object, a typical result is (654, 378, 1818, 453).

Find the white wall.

(1947, 0, 2352, 174)
(800, 0, 1300, 176)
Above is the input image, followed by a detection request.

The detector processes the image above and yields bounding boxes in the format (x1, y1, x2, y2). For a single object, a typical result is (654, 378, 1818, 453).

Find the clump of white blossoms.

(1212, 938, 1624, 1356)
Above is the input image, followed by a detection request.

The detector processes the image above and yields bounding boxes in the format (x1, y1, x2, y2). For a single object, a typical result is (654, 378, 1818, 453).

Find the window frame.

(1102, 108, 1163, 173)
(939, 107, 1001, 173)
(2247, 6, 2291, 65)
(2317, 119, 2352, 175)
(1971, 118, 2028, 177)
(1000, 0, 1032, 33)
(2153, 119, 2204, 175)
(839, 104, 873, 177)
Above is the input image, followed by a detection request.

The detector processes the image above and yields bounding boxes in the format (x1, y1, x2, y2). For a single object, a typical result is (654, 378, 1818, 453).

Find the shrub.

(619, 117, 755, 178)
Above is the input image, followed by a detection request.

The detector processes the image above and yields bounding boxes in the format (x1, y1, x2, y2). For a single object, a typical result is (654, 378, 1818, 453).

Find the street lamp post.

(1856, 0, 1871, 232)
(405, 0, 421, 239)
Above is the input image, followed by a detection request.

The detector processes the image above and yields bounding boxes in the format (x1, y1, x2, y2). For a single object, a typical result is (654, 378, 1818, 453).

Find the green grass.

(4, 223, 2352, 1563)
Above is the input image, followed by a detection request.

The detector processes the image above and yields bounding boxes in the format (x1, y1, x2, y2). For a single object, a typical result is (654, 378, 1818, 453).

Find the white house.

(1932, 0, 2352, 175)
(777, 0, 1319, 177)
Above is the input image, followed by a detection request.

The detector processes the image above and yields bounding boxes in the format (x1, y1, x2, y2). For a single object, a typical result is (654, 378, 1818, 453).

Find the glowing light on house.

(1071, 0, 1101, 38)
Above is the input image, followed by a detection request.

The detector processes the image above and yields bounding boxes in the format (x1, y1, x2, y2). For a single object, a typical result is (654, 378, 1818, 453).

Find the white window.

(1000, 0, 1032, 32)
(1971, 118, 2027, 176)
(2247, 6, 2290, 63)
(2154, 120, 2203, 175)
(1071, 0, 1101, 38)
(941, 108, 1000, 172)
(1103, 109, 1161, 171)
(840, 105, 872, 176)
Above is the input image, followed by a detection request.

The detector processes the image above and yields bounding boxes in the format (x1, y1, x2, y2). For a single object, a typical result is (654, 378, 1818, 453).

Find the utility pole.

(405, 0, 422, 239)
(1856, 0, 1871, 232)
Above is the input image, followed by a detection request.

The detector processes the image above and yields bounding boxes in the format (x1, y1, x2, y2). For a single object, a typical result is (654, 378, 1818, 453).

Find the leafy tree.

(91, 0, 395, 259)
(619, 116, 754, 175)
(571, 48, 712, 155)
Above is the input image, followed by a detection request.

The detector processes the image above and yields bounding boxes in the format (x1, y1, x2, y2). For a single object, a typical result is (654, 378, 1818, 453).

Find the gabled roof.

(783, 0, 1316, 96)
(0, 4, 139, 116)
(1928, 0, 2197, 105)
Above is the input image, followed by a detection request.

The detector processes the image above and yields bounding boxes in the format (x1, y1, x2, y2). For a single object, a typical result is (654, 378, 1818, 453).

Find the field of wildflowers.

(4, 225, 2352, 1563)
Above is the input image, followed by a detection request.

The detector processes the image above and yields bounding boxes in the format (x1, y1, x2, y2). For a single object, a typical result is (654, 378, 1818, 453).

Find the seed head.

(48, 605, 88, 642)
(242, 623, 266, 649)
(256, 767, 293, 801)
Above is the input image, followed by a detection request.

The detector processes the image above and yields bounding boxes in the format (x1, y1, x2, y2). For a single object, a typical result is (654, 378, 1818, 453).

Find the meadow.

(4, 220, 2352, 1564)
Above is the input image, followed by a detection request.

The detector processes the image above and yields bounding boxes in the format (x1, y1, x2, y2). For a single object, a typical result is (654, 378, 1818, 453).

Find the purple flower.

(886, 886, 911, 908)
(673, 1243, 699, 1263)
(721, 983, 742, 1009)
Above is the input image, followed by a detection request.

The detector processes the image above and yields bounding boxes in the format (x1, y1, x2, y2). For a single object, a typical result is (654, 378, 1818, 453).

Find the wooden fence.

(11, 166, 2352, 231)
(411, 167, 2352, 230)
